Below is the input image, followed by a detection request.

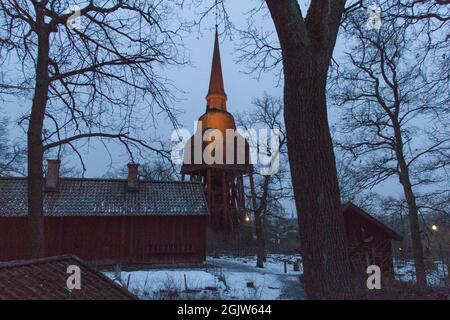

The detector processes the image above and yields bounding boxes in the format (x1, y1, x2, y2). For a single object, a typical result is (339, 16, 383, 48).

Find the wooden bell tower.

(181, 27, 254, 233)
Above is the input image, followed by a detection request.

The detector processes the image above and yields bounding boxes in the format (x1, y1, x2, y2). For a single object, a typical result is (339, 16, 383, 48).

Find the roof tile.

(0, 255, 136, 300)
(0, 178, 208, 217)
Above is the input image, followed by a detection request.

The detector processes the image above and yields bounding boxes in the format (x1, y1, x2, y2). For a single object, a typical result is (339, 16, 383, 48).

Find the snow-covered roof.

(0, 177, 208, 217)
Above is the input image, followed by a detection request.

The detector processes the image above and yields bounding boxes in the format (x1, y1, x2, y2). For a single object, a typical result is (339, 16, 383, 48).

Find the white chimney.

(127, 163, 140, 191)
(45, 159, 60, 191)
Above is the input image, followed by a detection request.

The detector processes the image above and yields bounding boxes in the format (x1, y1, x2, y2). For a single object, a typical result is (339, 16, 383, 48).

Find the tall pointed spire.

(206, 26, 227, 111)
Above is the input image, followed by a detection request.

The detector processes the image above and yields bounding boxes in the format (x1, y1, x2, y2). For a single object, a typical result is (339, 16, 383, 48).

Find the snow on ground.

(214, 270, 281, 300)
(105, 269, 221, 300)
(104, 255, 448, 300)
(394, 259, 448, 287)
(104, 254, 304, 300)
(214, 254, 302, 275)
(207, 254, 304, 300)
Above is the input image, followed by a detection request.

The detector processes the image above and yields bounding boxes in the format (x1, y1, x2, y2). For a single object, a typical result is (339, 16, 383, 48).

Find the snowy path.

(278, 274, 305, 300)
(207, 257, 306, 300)
(105, 255, 306, 300)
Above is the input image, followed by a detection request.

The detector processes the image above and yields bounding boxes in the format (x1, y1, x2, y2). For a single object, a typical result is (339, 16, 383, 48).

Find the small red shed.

(0, 162, 209, 266)
(342, 202, 402, 279)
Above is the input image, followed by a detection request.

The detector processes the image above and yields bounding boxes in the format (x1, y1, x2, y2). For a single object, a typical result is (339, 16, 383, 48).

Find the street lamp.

(431, 224, 447, 285)
(243, 211, 251, 224)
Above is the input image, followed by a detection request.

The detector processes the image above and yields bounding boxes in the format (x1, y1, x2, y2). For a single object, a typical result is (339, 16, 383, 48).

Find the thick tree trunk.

(27, 19, 50, 258)
(266, 0, 354, 299)
(394, 128, 427, 287)
(285, 67, 354, 299)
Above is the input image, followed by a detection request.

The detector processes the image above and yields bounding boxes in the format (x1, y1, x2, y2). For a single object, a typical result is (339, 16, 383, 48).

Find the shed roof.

(0, 255, 136, 300)
(342, 202, 403, 241)
(0, 177, 208, 217)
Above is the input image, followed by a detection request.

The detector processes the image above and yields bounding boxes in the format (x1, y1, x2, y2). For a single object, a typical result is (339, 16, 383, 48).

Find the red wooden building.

(342, 202, 402, 279)
(0, 161, 209, 266)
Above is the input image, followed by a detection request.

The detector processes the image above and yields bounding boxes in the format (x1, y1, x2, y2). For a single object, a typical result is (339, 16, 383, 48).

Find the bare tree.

(0, 0, 184, 258)
(332, 5, 449, 287)
(99, 157, 177, 181)
(236, 94, 291, 268)
(0, 113, 25, 176)
(383, 0, 450, 24)
(417, 129, 450, 219)
(376, 196, 411, 261)
(140, 159, 178, 181)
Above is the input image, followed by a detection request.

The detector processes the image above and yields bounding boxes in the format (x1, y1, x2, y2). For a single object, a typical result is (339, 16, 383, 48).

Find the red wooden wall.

(0, 216, 206, 266)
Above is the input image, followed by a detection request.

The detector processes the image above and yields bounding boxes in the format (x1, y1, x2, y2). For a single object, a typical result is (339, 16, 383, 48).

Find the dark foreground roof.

(0, 255, 136, 300)
(342, 202, 402, 241)
(0, 177, 208, 217)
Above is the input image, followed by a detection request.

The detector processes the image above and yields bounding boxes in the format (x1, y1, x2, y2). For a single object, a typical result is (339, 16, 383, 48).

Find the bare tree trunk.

(266, 0, 354, 299)
(394, 127, 427, 287)
(286, 69, 354, 299)
(250, 174, 265, 268)
(254, 209, 265, 268)
(27, 12, 50, 259)
(399, 170, 427, 287)
(397, 211, 406, 263)
(251, 175, 271, 268)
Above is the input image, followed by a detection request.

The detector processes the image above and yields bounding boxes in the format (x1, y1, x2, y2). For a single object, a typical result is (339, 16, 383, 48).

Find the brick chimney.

(45, 159, 60, 191)
(127, 163, 140, 191)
